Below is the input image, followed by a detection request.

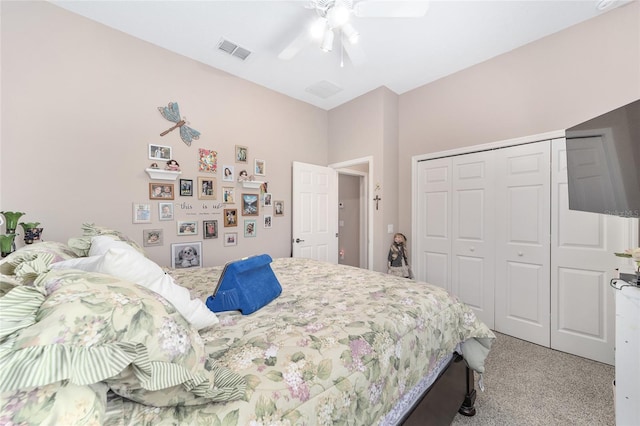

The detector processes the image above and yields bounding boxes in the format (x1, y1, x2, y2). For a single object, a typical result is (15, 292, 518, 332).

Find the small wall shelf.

(241, 180, 264, 189)
(145, 168, 182, 181)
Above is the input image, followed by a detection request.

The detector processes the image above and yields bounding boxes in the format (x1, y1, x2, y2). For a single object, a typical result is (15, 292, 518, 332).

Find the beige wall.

(338, 173, 360, 267)
(2, 1, 638, 271)
(0, 1, 328, 267)
(328, 87, 399, 271)
(398, 2, 640, 237)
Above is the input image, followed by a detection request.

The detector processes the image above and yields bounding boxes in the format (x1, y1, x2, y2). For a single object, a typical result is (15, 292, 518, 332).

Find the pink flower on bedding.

(347, 338, 373, 372)
(283, 361, 310, 401)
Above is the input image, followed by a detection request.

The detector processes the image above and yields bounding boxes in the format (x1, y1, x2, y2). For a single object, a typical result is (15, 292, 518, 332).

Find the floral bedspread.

(104, 257, 494, 425)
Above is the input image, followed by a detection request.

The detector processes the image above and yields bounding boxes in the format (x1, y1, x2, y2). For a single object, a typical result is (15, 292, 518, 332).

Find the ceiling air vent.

(305, 80, 343, 99)
(217, 38, 252, 61)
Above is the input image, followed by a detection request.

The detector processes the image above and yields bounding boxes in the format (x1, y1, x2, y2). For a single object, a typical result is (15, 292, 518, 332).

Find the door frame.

(330, 156, 374, 271)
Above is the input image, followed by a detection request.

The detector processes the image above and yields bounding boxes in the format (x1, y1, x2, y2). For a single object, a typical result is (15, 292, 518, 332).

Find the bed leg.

(458, 366, 476, 416)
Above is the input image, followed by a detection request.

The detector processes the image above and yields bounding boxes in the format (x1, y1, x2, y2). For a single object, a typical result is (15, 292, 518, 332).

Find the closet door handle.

(517, 251, 524, 256)
(469, 247, 475, 252)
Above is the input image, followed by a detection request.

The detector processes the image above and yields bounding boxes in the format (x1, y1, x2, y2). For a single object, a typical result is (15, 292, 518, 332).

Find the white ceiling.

(50, 0, 630, 110)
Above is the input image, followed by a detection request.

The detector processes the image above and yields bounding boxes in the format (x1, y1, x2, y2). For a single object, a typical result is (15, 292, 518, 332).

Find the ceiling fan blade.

(342, 36, 366, 67)
(278, 28, 312, 60)
(353, 0, 429, 18)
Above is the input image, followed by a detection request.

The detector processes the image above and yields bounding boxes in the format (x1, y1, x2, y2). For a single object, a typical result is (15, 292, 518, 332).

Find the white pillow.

(89, 235, 137, 257)
(50, 247, 218, 330)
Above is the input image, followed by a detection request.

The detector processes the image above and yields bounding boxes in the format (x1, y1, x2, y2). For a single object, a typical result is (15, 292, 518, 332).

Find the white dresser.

(615, 281, 640, 425)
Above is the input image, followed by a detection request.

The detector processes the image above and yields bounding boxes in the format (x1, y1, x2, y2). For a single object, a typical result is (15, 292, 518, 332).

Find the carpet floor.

(451, 332, 615, 425)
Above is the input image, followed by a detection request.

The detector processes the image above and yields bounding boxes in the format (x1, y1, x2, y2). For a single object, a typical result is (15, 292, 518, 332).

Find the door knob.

(295, 238, 305, 243)
(518, 251, 523, 256)
(470, 247, 475, 252)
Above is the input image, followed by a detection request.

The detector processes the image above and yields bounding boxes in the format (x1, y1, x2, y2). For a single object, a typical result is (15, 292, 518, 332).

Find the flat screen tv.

(565, 99, 640, 218)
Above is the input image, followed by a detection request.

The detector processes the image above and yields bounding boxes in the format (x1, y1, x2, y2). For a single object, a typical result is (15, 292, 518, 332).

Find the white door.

(292, 161, 339, 263)
(451, 151, 495, 328)
(415, 157, 452, 290)
(494, 141, 551, 347)
(551, 138, 636, 365)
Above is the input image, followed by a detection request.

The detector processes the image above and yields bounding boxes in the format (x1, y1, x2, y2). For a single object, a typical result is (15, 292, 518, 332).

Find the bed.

(0, 226, 495, 425)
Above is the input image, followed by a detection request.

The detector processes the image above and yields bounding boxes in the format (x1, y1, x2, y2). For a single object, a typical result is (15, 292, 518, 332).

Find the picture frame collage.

(138, 142, 284, 262)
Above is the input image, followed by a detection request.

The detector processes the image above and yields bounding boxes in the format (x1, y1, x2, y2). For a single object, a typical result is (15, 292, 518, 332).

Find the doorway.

(330, 156, 373, 270)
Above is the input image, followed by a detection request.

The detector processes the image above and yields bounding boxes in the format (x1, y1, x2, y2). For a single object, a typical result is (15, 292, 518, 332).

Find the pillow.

(50, 246, 219, 330)
(67, 223, 144, 257)
(0, 381, 107, 425)
(0, 269, 246, 407)
(89, 235, 138, 257)
(0, 241, 78, 277)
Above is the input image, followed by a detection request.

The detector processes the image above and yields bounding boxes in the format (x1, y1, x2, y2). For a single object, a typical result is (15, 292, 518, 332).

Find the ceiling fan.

(278, 0, 430, 66)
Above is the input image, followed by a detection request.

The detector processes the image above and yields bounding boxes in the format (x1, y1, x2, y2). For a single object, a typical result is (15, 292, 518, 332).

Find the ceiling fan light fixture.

(310, 17, 327, 39)
(342, 22, 359, 44)
(321, 28, 334, 52)
(327, 5, 351, 28)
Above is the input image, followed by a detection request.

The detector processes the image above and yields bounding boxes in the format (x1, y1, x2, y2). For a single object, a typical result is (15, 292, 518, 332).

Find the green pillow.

(67, 223, 145, 257)
(0, 241, 78, 278)
(0, 269, 245, 407)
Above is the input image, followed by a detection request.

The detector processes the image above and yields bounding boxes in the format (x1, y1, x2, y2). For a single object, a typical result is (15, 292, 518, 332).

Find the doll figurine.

(387, 233, 413, 279)
(166, 159, 180, 171)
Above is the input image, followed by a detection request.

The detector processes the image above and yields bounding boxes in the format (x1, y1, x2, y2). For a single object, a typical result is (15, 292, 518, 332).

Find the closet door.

(494, 141, 551, 347)
(451, 151, 495, 328)
(551, 138, 636, 365)
(415, 157, 452, 290)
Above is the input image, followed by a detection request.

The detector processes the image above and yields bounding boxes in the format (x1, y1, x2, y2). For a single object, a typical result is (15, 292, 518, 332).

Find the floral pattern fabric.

(103, 257, 495, 425)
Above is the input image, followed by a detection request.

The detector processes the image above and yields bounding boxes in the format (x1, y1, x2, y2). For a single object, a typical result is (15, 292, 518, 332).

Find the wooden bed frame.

(400, 353, 476, 425)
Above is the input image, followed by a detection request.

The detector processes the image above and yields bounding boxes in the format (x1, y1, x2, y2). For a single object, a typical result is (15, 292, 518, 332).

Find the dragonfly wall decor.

(158, 102, 201, 146)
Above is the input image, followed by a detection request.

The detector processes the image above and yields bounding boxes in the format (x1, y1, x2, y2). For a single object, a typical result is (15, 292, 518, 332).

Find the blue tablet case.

(205, 254, 282, 315)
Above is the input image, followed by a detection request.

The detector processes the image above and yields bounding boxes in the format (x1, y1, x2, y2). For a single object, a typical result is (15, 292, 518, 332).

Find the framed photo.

(274, 200, 284, 216)
(244, 219, 257, 237)
(264, 214, 272, 228)
(203, 220, 218, 239)
(197, 177, 216, 200)
(235, 145, 248, 163)
(179, 179, 193, 196)
(224, 232, 238, 247)
(143, 229, 163, 247)
(222, 165, 234, 182)
(224, 208, 238, 227)
(222, 186, 235, 204)
(198, 148, 217, 173)
(132, 203, 152, 224)
(159, 202, 174, 221)
(242, 193, 259, 216)
(149, 183, 174, 200)
(177, 220, 198, 236)
(171, 242, 202, 269)
(149, 144, 171, 161)
(254, 159, 266, 176)
(263, 192, 272, 207)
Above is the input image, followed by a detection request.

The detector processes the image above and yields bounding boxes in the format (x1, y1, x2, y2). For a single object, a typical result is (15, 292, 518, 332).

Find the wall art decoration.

(242, 193, 259, 216)
(198, 148, 217, 173)
(262, 192, 272, 207)
(159, 202, 174, 221)
(143, 229, 163, 247)
(171, 241, 202, 269)
(244, 219, 257, 237)
(224, 208, 238, 227)
(264, 214, 272, 229)
(254, 159, 266, 176)
(158, 102, 200, 146)
(149, 183, 174, 200)
(177, 220, 198, 236)
(149, 144, 172, 161)
(222, 165, 234, 182)
(235, 145, 248, 163)
(222, 186, 235, 203)
(132, 203, 152, 224)
(179, 179, 193, 196)
(274, 200, 284, 216)
(203, 220, 218, 239)
(197, 177, 216, 200)
(224, 232, 238, 247)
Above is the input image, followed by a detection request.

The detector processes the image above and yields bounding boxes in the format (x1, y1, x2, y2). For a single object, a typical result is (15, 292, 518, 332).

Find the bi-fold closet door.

(416, 138, 636, 364)
(416, 141, 550, 339)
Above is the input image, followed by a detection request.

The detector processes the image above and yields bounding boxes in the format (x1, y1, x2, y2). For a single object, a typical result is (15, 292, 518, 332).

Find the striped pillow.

(0, 269, 245, 407)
